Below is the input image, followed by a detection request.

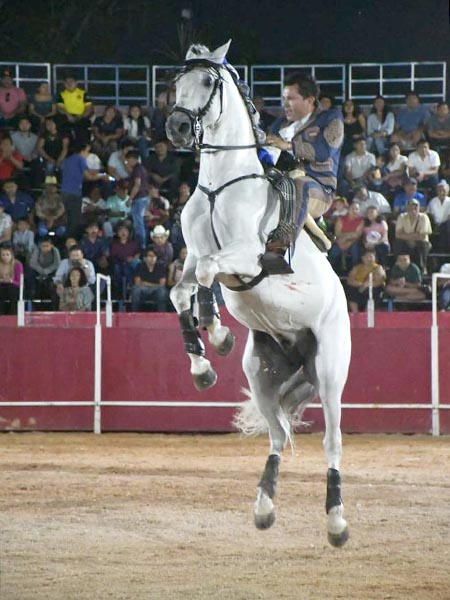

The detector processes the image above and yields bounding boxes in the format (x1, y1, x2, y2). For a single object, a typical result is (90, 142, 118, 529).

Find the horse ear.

(210, 39, 232, 64)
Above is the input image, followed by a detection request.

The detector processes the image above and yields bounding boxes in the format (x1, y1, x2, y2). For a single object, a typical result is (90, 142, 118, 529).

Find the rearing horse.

(166, 40, 351, 547)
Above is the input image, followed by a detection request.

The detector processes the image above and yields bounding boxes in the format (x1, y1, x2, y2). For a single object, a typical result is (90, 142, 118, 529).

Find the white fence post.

(430, 273, 450, 436)
(17, 273, 25, 327)
(367, 272, 375, 328)
(94, 274, 112, 434)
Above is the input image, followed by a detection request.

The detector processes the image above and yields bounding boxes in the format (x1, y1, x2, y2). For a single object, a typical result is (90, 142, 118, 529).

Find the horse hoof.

(254, 510, 276, 530)
(328, 526, 349, 547)
(214, 330, 235, 356)
(193, 368, 218, 391)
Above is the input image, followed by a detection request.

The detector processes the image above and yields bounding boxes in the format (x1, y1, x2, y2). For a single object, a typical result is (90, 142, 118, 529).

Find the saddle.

(266, 168, 329, 254)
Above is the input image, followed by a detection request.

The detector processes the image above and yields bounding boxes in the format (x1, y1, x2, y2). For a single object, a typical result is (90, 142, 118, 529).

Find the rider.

(266, 73, 344, 251)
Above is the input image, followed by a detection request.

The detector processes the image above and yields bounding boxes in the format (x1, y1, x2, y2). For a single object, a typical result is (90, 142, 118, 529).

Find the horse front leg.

(197, 285, 235, 357)
(170, 257, 217, 391)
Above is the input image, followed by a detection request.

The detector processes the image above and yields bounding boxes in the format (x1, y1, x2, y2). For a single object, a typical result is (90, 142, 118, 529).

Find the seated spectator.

(56, 74, 93, 144)
(362, 206, 390, 266)
(319, 94, 335, 111)
(145, 183, 170, 231)
(407, 139, 440, 197)
(107, 137, 135, 183)
(437, 263, 450, 311)
(61, 237, 78, 259)
(328, 200, 364, 273)
(352, 183, 391, 217)
(0, 68, 27, 130)
(37, 117, 69, 180)
(394, 199, 432, 272)
(29, 236, 61, 308)
(131, 246, 168, 312)
(366, 95, 395, 156)
(167, 245, 187, 288)
(345, 249, 386, 314)
(91, 105, 124, 164)
(392, 91, 430, 150)
(59, 267, 94, 311)
(109, 223, 140, 295)
(385, 253, 427, 302)
(324, 196, 348, 233)
(150, 224, 173, 268)
(79, 222, 109, 274)
(0, 179, 34, 225)
(35, 176, 67, 242)
(81, 184, 108, 228)
(54, 245, 96, 299)
(0, 136, 23, 183)
(28, 82, 57, 132)
(150, 92, 170, 140)
(426, 101, 450, 152)
(341, 99, 366, 157)
(144, 139, 180, 198)
(341, 137, 376, 197)
(104, 180, 131, 238)
(11, 116, 40, 188)
(427, 180, 450, 252)
(124, 105, 151, 160)
(0, 245, 23, 315)
(12, 217, 34, 264)
(253, 95, 276, 133)
(170, 181, 191, 256)
(0, 199, 12, 244)
(393, 177, 426, 216)
(380, 142, 408, 199)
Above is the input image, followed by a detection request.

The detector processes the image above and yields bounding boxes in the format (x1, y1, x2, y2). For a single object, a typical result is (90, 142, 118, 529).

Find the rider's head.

(283, 73, 319, 122)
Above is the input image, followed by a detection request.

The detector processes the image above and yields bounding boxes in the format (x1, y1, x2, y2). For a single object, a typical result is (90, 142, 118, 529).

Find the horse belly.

(221, 274, 328, 337)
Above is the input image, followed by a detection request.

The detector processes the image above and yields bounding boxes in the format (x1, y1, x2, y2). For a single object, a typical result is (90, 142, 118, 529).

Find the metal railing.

(152, 64, 249, 107)
(251, 64, 346, 107)
(52, 64, 151, 107)
(349, 62, 447, 103)
(0, 62, 51, 97)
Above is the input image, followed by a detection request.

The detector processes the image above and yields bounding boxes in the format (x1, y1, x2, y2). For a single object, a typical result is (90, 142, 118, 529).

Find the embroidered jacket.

(292, 107, 344, 191)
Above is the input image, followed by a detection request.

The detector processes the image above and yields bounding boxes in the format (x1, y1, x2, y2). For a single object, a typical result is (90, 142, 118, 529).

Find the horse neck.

(199, 88, 263, 188)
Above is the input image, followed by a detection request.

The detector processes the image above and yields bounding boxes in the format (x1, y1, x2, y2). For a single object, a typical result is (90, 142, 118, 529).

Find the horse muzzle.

(166, 112, 195, 148)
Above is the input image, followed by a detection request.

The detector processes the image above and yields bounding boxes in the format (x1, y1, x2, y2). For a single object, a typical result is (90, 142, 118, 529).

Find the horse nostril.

(178, 122, 190, 135)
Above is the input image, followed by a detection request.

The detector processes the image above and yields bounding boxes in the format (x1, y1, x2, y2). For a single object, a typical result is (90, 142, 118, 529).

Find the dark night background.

(0, 0, 448, 66)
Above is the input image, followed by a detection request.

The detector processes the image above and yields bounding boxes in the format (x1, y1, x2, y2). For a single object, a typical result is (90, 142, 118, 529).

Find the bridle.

(170, 59, 264, 152)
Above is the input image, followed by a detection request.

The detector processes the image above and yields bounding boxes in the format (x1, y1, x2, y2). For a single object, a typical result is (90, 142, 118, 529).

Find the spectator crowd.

(0, 66, 449, 315)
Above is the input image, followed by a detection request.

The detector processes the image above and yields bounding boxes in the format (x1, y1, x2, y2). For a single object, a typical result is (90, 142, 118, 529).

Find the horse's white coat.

(166, 42, 351, 543)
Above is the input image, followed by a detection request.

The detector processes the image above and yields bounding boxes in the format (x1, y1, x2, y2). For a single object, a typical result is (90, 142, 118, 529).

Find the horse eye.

(203, 75, 214, 87)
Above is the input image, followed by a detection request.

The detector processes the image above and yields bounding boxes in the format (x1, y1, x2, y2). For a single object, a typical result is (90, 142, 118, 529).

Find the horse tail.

(233, 388, 269, 436)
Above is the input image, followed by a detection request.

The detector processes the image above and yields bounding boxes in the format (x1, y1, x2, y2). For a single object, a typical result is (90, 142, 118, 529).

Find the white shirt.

(54, 258, 96, 285)
(386, 155, 408, 173)
(86, 152, 102, 171)
(0, 212, 12, 237)
(279, 112, 313, 142)
(407, 149, 441, 174)
(357, 191, 392, 216)
(427, 195, 450, 224)
(345, 151, 376, 180)
(439, 263, 450, 275)
(124, 116, 150, 139)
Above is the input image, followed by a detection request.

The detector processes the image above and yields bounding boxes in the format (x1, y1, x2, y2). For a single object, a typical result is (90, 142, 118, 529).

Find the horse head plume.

(185, 39, 232, 65)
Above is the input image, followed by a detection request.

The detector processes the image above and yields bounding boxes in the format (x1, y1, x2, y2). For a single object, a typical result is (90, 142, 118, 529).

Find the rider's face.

(283, 85, 315, 121)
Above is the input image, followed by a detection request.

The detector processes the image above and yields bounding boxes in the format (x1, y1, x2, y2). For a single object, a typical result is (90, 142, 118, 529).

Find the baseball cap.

(407, 198, 420, 206)
(44, 175, 58, 186)
(405, 177, 417, 185)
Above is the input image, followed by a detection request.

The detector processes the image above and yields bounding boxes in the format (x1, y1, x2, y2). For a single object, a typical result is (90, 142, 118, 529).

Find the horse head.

(166, 40, 234, 147)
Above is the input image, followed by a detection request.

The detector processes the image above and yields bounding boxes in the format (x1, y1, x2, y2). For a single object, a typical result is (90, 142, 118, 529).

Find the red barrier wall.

(1, 311, 449, 434)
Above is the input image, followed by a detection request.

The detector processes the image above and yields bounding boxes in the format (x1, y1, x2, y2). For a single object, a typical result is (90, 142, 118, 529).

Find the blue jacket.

(292, 107, 344, 191)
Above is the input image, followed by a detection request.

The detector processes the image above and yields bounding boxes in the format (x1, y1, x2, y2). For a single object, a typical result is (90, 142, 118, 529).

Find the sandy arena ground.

(1, 432, 449, 600)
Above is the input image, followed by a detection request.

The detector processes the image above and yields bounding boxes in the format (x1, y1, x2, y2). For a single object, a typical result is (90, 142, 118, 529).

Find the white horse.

(166, 40, 351, 546)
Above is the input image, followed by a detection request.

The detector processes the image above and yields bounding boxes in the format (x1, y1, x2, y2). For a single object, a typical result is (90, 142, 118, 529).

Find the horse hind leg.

(197, 285, 235, 357)
(240, 330, 297, 530)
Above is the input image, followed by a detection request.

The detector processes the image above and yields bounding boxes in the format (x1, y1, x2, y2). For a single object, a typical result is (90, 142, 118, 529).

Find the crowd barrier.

(0, 309, 449, 435)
